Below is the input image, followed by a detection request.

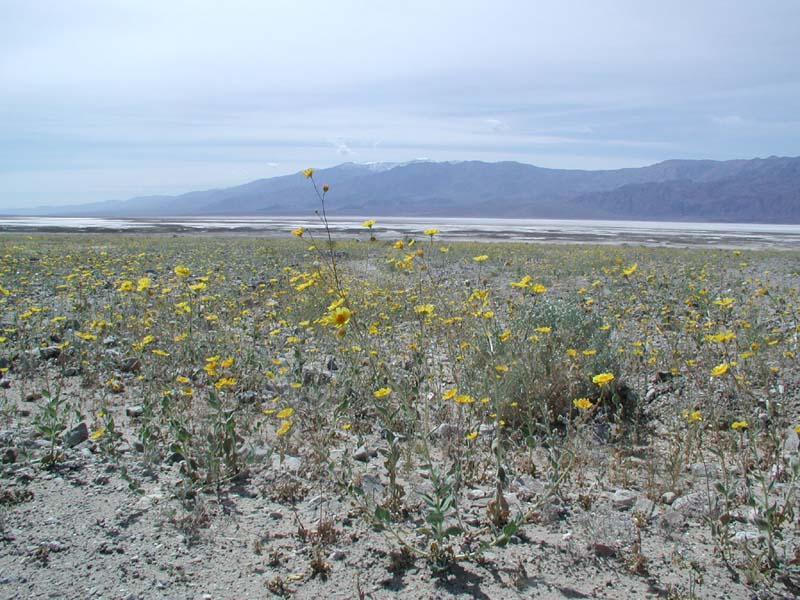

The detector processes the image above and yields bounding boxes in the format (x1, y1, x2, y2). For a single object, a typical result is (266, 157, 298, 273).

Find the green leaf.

(502, 522, 518, 537)
(374, 505, 391, 523)
(443, 526, 463, 538)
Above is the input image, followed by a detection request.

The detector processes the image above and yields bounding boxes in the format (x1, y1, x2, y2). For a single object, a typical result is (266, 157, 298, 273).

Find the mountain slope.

(13, 156, 800, 223)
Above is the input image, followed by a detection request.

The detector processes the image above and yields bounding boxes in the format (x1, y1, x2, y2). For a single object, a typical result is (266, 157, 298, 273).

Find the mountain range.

(11, 156, 800, 223)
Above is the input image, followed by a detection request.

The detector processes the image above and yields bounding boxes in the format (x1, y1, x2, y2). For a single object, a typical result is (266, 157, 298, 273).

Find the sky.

(2, 0, 799, 209)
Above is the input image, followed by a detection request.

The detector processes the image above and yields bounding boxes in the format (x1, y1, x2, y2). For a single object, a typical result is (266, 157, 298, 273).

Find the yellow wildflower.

(472, 255, 489, 262)
(710, 362, 730, 377)
(276, 420, 292, 436)
(465, 431, 478, 441)
(276, 407, 294, 419)
(592, 372, 615, 386)
(291, 227, 305, 237)
(573, 398, 593, 410)
(174, 265, 191, 277)
(302, 168, 314, 178)
(373, 387, 392, 398)
(731, 420, 748, 430)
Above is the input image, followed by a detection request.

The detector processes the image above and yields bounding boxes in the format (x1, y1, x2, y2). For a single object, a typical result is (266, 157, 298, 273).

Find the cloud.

(1, 1, 798, 208)
(336, 143, 354, 156)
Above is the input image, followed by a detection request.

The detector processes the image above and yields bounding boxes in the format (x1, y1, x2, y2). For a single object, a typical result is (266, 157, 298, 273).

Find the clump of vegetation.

(0, 172, 798, 596)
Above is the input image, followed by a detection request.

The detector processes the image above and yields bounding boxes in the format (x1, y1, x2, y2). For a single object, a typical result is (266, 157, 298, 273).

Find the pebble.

(660, 491, 677, 505)
(63, 422, 88, 448)
(353, 445, 372, 462)
(690, 462, 720, 479)
(328, 549, 346, 561)
(610, 489, 638, 511)
(732, 530, 763, 545)
(126, 406, 144, 418)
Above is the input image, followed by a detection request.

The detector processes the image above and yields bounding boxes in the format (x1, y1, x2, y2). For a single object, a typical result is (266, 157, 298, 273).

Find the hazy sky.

(2, 1, 799, 208)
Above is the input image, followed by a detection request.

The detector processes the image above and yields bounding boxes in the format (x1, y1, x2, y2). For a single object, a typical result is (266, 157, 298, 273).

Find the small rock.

(125, 406, 144, 418)
(326, 357, 338, 371)
(328, 549, 346, 561)
(659, 509, 686, 532)
(2, 447, 16, 464)
(592, 542, 617, 557)
(39, 346, 61, 361)
(671, 492, 719, 519)
(690, 462, 720, 479)
(353, 445, 373, 462)
(63, 423, 89, 448)
(431, 423, 458, 439)
(24, 391, 43, 402)
(732, 530, 763, 545)
(633, 497, 656, 516)
(610, 489, 638, 511)
(466, 488, 486, 500)
(45, 541, 66, 552)
(102, 336, 118, 347)
(119, 357, 141, 374)
(661, 492, 677, 505)
(63, 367, 80, 377)
(478, 423, 495, 436)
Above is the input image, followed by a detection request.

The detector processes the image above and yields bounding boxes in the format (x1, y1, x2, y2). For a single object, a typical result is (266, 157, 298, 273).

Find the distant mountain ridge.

(10, 156, 800, 223)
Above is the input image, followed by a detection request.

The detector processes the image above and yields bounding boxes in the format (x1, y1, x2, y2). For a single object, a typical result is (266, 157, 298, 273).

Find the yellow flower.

(373, 387, 392, 398)
(276, 407, 294, 419)
(465, 431, 478, 441)
(511, 275, 531, 289)
(713, 297, 735, 308)
(535, 326, 551, 333)
(592, 372, 615, 386)
(117, 280, 134, 292)
(794, 425, 800, 434)
(276, 420, 293, 436)
(455, 394, 475, 404)
(174, 265, 191, 277)
(189, 282, 207, 292)
(89, 428, 105, 440)
(151, 349, 170, 357)
(710, 362, 730, 377)
(331, 306, 352, 329)
(361, 219, 376, 228)
(414, 303, 434, 316)
(303, 168, 314, 178)
(75, 331, 97, 341)
(423, 228, 439, 236)
(684, 410, 702, 423)
(494, 365, 509, 373)
(573, 397, 593, 410)
(393, 240, 405, 249)
(622, 263, 638, 277)
(472, 255, 489, 262)
(214, 377, 237, 388)
(443, 388, 457, 400)
(731, 420, 748, 430)
(176, 375, 190, 384)
(136, 277, 152, 291)
(529, 283, 547, 294)
(291, 227, 305, 237)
